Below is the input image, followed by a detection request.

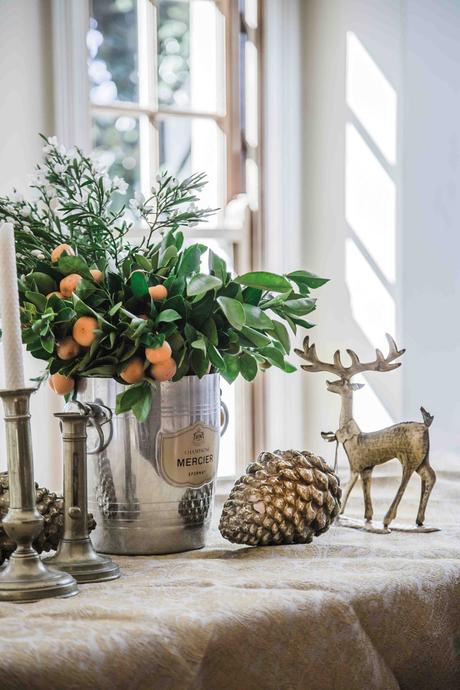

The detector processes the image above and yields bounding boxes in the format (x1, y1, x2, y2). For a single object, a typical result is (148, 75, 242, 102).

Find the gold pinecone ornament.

(219, 450, 341, 546)
(0, 471, 96, 564)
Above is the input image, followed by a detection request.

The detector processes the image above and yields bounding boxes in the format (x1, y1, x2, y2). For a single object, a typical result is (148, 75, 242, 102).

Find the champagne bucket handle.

(64, 399, 113, 455)
(220, 399, 229, 436)
(85, 402, 113, 454)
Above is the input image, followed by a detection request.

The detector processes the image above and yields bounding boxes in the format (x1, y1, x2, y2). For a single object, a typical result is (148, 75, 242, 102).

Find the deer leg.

(416, 459, 436, 526)
(361, 468, 374, 522)
(339, 471, 359, 515)
(383, 465, 414, 528)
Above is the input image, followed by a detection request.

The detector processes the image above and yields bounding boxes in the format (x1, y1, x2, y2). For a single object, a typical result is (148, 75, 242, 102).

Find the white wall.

(402, 0, 460, 469)
(263, 0, 305, 452)
(298, 0, 460, 471)
(0, 0, 63, 489)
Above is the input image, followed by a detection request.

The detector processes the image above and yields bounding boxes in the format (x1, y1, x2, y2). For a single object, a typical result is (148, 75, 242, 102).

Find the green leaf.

(184, 323, 197, 342)
(187, 273, 222, 297)
(115, 383, 146, 415)
(219, 281, 242, 300)
(260, 292, 292, 309)
(130, 271, 149, 298)
(282, 297, 316, 316)
(109, 302, 123, 316)
(209, 250, 227, 283)
(291, 317, 315, 329)
(58, 255, 91, 278)
(235, 271, 292, 293)
(239, 351, 258, 381)
(156, 309, 181, 324)
(190, 290, 214, 325)
(207, 342, 225, 369)
(40, 332, 55, 354)
(242, 287, 262, 306)
(82, 364, 117, 377)
(260, 346, 285, 368)
(222, 354, 240, 384)
(164, 295, 187, 318)
(190, 349, 209, 377)
(25, 291, 47, 312)
(165, 275, 186, 297)
(177, 244, 206, 277)
(243, 303, 274, 330)
(132, 384, 152, 422)
(270, 320, 291, 353)
(72, 294, 111, 328)
(287, 270, 329, 289)
(134, 254, 152, 271)
(75, 278, 96, 300)
(201, 317, 218, 346)
(240, 326, 272, 348)
(26, 272, 56, 295)
(122, 259, 132, 280)
(260, 347, 296, 373)
(175, 231, 184, 250)
(191, 337, 207, 354)
(141, 332, 164, 349)
(217, 296, 246, 331)
(159, 245, 178, 266)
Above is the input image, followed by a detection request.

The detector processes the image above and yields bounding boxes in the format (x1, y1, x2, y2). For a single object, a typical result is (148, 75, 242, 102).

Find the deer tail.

(421, 406, 434, 427)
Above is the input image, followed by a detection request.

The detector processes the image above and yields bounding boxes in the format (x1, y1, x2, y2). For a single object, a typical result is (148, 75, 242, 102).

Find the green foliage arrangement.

(0, 136, 328, 421)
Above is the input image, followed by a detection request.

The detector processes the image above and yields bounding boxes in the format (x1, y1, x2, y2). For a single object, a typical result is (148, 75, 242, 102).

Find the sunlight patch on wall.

(352, 373, 394, 430)
(345, 123, 396, 283)
(345, 238, 395, 349)
(346, 31, 397, 165)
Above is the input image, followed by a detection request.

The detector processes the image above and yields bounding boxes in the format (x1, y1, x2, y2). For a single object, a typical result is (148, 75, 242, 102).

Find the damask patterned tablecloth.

(1, 471, 459, 690)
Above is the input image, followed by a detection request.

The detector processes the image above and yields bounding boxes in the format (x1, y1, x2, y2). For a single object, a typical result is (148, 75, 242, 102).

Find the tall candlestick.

(0, 223, 25, 390)
(0, 224, 78, 601)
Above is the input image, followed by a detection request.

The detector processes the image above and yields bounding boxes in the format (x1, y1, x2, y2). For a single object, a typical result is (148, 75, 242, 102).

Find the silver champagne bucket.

(75, 374, 226, 555)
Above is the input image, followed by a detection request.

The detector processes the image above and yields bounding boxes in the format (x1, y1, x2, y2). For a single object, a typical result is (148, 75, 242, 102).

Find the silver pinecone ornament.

(0, 471, 96, 564)
(219, 450, 341, 546)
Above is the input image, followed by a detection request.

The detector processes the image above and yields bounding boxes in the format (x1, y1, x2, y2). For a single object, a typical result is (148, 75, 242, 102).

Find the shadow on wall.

(343, 30, 397, 431)
(300, 0, 404, 468)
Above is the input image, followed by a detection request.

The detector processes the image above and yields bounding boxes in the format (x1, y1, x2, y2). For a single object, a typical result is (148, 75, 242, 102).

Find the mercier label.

(157, 422, 220, 488)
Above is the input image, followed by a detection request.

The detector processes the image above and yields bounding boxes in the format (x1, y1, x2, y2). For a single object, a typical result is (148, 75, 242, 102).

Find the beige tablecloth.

(1, 469, 459, 690)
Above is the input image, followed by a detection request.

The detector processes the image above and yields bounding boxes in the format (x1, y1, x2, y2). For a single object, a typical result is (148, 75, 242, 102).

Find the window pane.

(92, 113, 140, 206)
(88, 0, 138, 104)
(159, 117, 226, 216)
(244, 41, 258, 148)
(158, 0, 225, 113)
(244, 0, 258, 29)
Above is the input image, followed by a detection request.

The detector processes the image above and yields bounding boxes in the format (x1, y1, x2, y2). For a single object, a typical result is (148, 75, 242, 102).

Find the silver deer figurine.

(295, 334, 436, 530)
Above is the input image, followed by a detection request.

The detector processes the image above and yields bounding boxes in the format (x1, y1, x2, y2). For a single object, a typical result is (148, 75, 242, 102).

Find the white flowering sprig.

(0, 136, 214, 274)
(0, 135, 130, 272)
(131, 171, 215, 254)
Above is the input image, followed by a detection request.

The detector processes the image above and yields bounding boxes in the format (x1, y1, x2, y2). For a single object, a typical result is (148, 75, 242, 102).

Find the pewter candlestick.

(45, 411, 120, 582)
(0, 389, 78, 601)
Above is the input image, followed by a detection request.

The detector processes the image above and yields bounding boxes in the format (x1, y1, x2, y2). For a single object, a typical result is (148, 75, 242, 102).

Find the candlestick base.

(45, 538, 120, 583)
(0, 388, 79, 602)
(0, 547, 78, 602)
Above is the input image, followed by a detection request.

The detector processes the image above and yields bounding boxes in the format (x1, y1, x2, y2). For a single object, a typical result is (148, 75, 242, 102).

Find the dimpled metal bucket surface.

(78, 374, 221, 555)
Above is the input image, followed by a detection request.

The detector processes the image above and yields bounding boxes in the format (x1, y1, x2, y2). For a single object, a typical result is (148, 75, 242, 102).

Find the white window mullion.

(52, 0, 91, 150)
(138, 0, 158, 192)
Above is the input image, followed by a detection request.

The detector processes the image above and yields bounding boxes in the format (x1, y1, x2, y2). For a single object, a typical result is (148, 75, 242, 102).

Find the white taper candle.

(0, 223, 26, 389)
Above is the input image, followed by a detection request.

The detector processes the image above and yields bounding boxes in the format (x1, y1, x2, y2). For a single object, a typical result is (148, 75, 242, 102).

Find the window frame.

(51, 0, 264, 480)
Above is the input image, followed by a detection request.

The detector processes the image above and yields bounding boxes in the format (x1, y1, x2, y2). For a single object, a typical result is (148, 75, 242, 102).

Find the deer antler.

(295, 334, 406, 380)
(294, 337, 349, 377)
